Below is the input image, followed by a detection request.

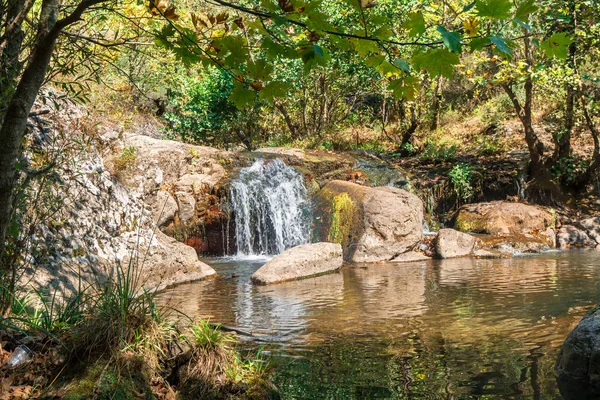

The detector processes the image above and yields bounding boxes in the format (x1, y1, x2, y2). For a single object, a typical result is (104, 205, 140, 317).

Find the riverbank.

(0, 262, 276, 399)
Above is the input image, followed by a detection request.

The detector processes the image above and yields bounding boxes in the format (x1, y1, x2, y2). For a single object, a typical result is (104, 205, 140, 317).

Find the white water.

(229, 158, 311, 256)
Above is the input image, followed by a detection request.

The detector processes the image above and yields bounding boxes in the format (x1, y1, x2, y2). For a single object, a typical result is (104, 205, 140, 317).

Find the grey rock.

(556, 306, 600, 398)
(557, 225, 593, 248)
(251, 242, 343, 285)
(175, 191, 196, 223)
(435, 228, 476, 259)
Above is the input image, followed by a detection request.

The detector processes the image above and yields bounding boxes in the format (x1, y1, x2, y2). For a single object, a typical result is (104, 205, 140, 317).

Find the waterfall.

(229, 158, 311, 256)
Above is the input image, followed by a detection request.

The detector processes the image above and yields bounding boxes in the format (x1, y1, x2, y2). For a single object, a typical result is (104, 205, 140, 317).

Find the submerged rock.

(389, 251, 431, 263)
(435, 229, 475, 259)
(556, 306, 600, 399)
(455, 201, 556, 248)
(314, 180, 423, 263)
(251, 243, 343, 285)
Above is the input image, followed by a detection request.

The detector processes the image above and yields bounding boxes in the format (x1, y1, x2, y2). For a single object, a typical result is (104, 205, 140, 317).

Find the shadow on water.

(157, 250, 600, 399)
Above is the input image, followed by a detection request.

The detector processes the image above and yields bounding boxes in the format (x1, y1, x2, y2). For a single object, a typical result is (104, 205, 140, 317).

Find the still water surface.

(158, 251, 600, 399)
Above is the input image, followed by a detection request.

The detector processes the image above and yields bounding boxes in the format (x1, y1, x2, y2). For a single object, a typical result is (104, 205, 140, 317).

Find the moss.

(454, 210, 487, 233)
(328, 193, 355, 248)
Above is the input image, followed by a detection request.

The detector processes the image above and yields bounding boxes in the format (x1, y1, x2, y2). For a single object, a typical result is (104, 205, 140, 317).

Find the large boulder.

(435, 228, 476, 259)
(455, 201, 556, 248)
(556, 306, 600, 399)
(314, 180, 423, 263)
(251, 243, 343, 285)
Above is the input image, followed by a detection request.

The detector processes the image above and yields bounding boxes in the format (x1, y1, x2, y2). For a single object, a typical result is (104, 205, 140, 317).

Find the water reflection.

(157, 250, 600, 399)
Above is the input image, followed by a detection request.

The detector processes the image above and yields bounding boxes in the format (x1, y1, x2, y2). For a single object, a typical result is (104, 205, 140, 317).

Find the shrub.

(449, 163, 474, 203)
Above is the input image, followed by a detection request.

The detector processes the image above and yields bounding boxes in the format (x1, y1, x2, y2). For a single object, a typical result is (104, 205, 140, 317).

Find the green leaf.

(247, 59, 273, 81)
(412, 48, 459, 78)
(354, 39, 380, 56)
(402, 12, 426, 36)
(513, 17, 532, 31)
(388, 75, 419, 100)
(476, 0, 512, 20)
(261, 0, 278, 11)
(377, 60, 401, 77)
(515, 0, 538, 21)
(306, 10, 336, 32)
(469, 36, 490, 51)
(374, 26, 394, 41)
(489, 36, 512, 56)
(229, 82, 255, 109)
(366, 54, 385, 67)
(259, 81, 289, 102)
(436, 26, 462, 53)
(462, 1, 476, 12)
(540, 32, 573, 59)
(393, 58, 411, 73)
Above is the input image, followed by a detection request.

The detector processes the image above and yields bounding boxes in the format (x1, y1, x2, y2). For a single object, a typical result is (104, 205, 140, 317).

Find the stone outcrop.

(22, 104, 216, 297)
(455, 201, 556, 248)
(314, 180, 423, 263)
(435, 228, 476, 259)
(251, 243, 343, 285)
(104, 134, 231, 240)
(556, 306, 600, 399)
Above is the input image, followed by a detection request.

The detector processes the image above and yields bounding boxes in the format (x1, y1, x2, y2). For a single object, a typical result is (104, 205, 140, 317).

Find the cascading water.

(229, 158, 311, 256)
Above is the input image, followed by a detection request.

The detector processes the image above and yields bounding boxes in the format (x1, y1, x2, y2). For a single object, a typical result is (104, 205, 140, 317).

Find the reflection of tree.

(384, 330, 559, 399)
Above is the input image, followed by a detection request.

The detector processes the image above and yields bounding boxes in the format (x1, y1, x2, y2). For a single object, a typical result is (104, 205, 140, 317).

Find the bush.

(449, 163, 474, 203)
(164, 68, 263, 150)
(421, 138, 457, 160)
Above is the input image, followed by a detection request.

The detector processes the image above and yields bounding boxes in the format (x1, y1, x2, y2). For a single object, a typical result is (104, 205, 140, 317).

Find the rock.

(154, 190, 178, 228)
(576, 217, 600, 246)
(20, 103, 218, 298)
(455, 201, 556, 248)
(139, 231, 216, 293)
(557, 225, 593, 248)
(435, 228, 475, 259)
(389, 251, 431, 263)
(556, 306, 600, 399)
(472, 249, 512, 259)
(314, 180, 423, 263)
(175, 191, 196, 223)
(251, 243, 343, 285)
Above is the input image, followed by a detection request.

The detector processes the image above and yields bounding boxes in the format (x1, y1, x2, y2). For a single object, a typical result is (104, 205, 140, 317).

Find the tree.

(0, 0, 572, 287)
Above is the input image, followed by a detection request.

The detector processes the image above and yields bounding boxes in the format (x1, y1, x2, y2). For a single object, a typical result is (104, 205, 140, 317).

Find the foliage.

(449, 163, 475, 202)
(421, 138, 458, 161)
(551, 156, 589, 184)
(163, 67, 263, 149)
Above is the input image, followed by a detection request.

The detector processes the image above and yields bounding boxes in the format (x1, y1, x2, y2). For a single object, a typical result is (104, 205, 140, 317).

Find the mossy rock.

(313, 183, 365, 261)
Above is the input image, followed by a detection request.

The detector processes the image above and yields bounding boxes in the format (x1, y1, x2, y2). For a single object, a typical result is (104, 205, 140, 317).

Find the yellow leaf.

(464, 17, 480, 37)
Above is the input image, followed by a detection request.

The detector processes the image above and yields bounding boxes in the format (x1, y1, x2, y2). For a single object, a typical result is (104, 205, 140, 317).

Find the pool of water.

(157, 250, 600, 399)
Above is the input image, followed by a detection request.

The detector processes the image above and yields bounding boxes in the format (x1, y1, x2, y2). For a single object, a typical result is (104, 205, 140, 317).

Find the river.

(157, 250, 600, 399)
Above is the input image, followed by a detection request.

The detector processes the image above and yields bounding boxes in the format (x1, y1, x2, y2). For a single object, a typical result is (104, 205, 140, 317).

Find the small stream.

(158, 250, 600, 399)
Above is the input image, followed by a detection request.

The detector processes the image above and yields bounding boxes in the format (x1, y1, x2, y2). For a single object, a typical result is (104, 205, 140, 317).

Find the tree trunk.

(430, 76, 443, 131)
(556, 0, 577, 161)
(274, 100, 297, 139)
